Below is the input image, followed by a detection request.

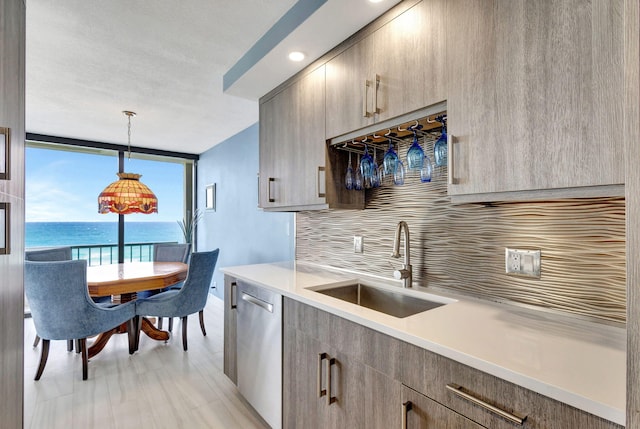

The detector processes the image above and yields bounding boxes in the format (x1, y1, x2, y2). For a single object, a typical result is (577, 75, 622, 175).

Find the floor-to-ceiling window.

(25, 140, 196, 264)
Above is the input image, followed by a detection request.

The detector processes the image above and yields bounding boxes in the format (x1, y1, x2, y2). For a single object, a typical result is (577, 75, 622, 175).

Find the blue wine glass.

(383, 139, 398, 175)
(370, 148, 380, 188)
(434, 122, 447, 167)
(354, 154, 363, 190)
(360, 145, 375, 189)
(394, 159, 405, 186)
(420, 153, 433, 183)
(345, 151, 354, 190)
(406, 131, 424, 170)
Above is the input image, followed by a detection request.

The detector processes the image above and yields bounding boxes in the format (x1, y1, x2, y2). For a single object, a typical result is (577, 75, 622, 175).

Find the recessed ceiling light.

(369, 0, 384, 3)
(288, 51, 305, 62)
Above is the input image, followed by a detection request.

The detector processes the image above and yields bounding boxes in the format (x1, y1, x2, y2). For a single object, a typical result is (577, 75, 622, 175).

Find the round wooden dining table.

(86, 261, 188, 358)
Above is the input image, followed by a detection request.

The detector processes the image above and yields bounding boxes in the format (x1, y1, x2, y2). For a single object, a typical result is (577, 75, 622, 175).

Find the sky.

(26, 146, 185, 222)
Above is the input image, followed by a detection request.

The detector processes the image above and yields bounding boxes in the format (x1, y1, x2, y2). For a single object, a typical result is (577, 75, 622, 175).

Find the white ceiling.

(26, 0, 401, 155)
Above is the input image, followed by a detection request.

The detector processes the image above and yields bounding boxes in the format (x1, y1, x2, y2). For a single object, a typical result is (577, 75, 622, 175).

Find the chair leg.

(79, 338, 88, 380)
(181, 316, 188, 351)
(34, 339, 50, 381)
(33, 335, 40, 348)
(157, 317, 163, 330)
(67, 339, 74, 352)
(168, 317, 173, 332)
(134, 316, 141, 351)
(199, 310, 206, 336)
(127, 318, 138, 355)
(75, 339, 81, 354)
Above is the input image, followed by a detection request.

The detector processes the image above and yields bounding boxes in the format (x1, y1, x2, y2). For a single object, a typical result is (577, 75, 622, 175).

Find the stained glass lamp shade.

(98, 172, 158, 214)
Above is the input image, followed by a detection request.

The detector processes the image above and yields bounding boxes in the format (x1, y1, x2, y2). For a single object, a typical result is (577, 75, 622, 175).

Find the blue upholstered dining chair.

(134, 249, 219, 351)
(153, 242, 191, 265)
(152, 242, 191, 331)
(25, 247, 75, 350)
(25, 259, 137, 380)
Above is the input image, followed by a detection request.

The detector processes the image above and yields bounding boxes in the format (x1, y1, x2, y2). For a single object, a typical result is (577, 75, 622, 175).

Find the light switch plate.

(354, 236, 363, 253)
(505, 248, 541, 278)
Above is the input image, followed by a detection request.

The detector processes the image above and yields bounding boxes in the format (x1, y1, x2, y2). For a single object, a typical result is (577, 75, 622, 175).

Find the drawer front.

(400, 342, 622, 429)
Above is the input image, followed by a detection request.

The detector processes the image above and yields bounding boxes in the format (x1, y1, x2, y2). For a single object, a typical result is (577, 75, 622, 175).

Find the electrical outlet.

(354, 236, 363, 253)
(505, 248, 541, 277)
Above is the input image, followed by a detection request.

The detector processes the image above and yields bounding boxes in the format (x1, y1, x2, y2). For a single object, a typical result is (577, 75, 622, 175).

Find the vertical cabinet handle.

(326, 357, 336, 405)
(363, 79, 371, 118)
(372, 74, 380, 115)
(230, 282, 237, 309)
(402, 401, 412, 429)
(268, 177, 275, 203)
(317, 166, 326, 198)
(317, 353, 328, 398)
(447, 133, 454, 185)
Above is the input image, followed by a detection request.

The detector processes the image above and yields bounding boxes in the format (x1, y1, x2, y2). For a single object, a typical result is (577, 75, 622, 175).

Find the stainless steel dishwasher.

(236, 280, 282, 429)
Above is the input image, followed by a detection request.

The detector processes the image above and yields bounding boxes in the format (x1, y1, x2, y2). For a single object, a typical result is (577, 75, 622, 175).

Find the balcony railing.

(61, 241, 178, 266)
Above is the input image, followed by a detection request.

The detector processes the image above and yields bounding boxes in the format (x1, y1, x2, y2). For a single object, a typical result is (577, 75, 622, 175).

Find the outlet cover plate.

(505, 248, 541, 278)
(354, 236, 363, 253)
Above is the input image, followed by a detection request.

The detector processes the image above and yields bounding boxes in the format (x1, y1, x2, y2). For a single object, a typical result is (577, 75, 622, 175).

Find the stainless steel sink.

(314, 283, 445, 318)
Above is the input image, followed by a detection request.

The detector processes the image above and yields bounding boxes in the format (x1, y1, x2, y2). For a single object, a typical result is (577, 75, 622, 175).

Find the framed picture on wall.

(205, 184, 216, 211)
(0, 127, 9, 180)
(0, 202, 9, 255)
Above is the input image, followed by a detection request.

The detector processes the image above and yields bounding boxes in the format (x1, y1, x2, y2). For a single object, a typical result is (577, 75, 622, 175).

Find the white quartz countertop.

(221, 261, 626, 426)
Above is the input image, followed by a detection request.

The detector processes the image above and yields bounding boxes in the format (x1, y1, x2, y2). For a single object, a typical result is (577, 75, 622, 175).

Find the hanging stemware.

(345, 151, 354, 190)
(394, 159, 405, 186)
(420, 153, 433, 183)
(371, 147, 380, 188)
(383, 139, 399, 175)
(360, 144, 375, 189)
(433, 118, 448, 167)
(406, 130, 424, 171)
(354, 154, 364, 190)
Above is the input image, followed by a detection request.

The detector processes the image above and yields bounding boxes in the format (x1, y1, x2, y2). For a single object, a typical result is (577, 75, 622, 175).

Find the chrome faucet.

(391, 221, 412, 288)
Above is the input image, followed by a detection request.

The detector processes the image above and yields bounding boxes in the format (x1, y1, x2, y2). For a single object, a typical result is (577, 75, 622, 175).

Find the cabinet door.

(325, 37, 375, 139)
(374, 0, 446, 122)
(283, 326, 328, 429)
(446, 0, 623, 197)
(259, 65, 326, 209)
(402, 385, 486, 429)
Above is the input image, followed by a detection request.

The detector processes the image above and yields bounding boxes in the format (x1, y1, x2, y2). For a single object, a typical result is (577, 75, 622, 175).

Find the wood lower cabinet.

(402, 385, 486, 429)
(283, 298, 400, 429)
(222, 275, 237, 383)
(282, 298, 622, 429)
(400, 341, 623, 429)
(446, 0, 624, 199)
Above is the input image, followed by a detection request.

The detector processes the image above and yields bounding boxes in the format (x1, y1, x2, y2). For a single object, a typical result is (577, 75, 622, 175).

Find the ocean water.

(26, 222, 183, 248)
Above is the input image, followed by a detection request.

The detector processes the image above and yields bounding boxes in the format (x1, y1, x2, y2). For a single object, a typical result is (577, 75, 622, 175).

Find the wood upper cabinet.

(259, 65, 326, 210)
(326, 0, 446, 139)
(445, 0, 624, 198)
(373, 0, 446, 123)
(325, 36, 375, 139)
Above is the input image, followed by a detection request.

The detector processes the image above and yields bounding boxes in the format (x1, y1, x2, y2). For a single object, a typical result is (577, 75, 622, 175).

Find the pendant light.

(98, 111, 158, 214)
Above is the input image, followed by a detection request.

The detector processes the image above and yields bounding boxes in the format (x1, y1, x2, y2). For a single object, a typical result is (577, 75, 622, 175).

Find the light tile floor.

(24, 297, 270, 429)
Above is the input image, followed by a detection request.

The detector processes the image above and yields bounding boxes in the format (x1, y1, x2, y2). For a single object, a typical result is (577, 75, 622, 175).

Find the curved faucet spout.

(392, 221, 412, 288)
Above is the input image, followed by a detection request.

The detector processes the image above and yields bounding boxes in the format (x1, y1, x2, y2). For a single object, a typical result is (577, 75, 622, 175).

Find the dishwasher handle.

(241, 292, 274, 313)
